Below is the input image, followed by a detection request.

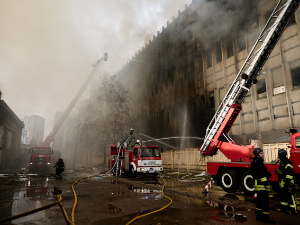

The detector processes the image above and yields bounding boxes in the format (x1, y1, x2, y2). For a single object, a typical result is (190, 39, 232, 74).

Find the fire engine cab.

(108, 129, 163, 177)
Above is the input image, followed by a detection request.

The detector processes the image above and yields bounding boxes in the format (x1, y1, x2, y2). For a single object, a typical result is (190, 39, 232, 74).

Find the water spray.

(137, 132, 176, 149)
(143, 136, 204, 143)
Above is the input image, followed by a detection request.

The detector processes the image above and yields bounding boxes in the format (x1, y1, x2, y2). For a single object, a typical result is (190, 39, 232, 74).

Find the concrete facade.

(115, 0, 300, 149)
(0, 91, 24, 170)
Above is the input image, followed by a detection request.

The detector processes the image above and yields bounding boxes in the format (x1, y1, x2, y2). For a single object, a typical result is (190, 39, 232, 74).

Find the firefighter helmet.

(278, 149, 287, 160)
(253, 148, 263, 157)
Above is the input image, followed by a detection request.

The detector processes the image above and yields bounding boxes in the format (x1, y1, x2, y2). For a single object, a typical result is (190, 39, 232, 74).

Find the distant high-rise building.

(21, 115, 45, 146)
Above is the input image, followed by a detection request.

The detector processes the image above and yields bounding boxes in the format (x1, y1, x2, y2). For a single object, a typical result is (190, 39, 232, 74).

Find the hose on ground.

(71, 177, 88, 222)
(125, 177, 172, 225)
(0, 193, 63, 223)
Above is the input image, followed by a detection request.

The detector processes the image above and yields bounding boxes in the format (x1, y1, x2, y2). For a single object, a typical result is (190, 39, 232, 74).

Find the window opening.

(257, 74, 267, 99)
(209, 92, 215, 109)
(290, 59, 300, 89)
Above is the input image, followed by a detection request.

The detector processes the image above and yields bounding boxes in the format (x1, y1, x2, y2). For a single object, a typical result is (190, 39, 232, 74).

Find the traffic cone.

(203, 178, 214, 193)
(253, 193, 257, 199)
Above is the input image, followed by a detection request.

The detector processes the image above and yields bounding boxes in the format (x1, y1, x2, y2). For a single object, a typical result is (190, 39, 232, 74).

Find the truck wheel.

(240, 170, 254, 194)
(218, 169, 239, 193)
(130, 166, 136, 178)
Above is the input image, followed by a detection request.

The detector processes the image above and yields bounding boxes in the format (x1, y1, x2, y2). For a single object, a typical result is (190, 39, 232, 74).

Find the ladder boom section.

(200, 0, 300, 153)
(41, 54, 108, 147)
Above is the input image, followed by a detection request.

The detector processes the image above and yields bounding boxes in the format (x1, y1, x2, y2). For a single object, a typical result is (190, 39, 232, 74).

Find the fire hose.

(125, 177, 173, 225)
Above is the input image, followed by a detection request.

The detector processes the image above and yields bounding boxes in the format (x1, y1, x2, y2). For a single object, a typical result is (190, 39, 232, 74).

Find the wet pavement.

(0, 170, 299, 224)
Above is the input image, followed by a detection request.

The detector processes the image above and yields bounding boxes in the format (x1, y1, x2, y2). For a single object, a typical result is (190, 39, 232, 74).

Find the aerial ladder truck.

(108, 129, 163, 177)
(196, 0, 300, 193)
(28, 53, 108, 172)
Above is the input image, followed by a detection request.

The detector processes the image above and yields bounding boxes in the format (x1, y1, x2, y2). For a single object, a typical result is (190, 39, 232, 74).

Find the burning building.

(115, 0, 300, 148)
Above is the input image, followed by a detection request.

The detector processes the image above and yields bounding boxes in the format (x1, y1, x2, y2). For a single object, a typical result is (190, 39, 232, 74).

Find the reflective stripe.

(285, 164, 293, 169)
(279, 180, 285, 188)
(260, 177, 267, 182)
(262, 212, 269, 214)
(291, 195, 297, 213)
(280, 202, 288, 206)
(254, 179, 270, 191)
(256, 208, 262, 211)
(286, 175, 293, 179)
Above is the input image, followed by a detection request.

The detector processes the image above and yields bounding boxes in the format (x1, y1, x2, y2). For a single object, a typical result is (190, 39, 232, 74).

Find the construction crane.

(186, 0, 300, 193)
(41, 52, 108, 147)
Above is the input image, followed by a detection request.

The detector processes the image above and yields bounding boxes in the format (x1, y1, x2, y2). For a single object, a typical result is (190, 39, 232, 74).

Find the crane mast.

(200, 0, 300, 156)
(41, 53, 108, 147)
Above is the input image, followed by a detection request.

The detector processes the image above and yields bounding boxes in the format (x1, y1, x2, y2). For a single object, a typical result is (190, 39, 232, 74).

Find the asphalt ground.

(0, 168, 299, 225)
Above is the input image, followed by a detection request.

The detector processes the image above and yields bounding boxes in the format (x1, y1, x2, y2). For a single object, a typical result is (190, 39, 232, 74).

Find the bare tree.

(73, 74, 134, 166)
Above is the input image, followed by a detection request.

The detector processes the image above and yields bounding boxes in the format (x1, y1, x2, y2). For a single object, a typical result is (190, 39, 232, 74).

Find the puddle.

(219, 212, 248, 222)
(108, 204, 122, 213)
(0, 177, 55, 223)
(111, 191, 124, 195)
(0, 174, 12, 177)
(111, 179, 117, 184)
(128, 186, 163, 199)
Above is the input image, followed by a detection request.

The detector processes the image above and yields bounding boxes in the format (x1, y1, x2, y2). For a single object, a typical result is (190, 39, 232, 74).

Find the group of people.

(251, 148, 297, 224)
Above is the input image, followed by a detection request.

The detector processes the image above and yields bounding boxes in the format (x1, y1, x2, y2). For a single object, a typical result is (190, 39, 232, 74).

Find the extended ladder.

(200, 0, 300, 152)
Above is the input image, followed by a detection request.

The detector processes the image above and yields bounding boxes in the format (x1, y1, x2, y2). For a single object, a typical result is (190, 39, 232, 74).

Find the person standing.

(54, 158, 65, 179)
(276, 149, 297, 214)
(250, 148, 276, 224)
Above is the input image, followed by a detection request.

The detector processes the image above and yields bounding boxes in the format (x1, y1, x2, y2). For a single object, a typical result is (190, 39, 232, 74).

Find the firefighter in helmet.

(54, 158, 65, 179)
(275, 149, 297, 214)
(250, 148, 276, 224)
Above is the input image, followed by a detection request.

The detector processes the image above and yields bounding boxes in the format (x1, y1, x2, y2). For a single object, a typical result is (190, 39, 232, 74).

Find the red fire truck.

(108, 129, 163, 177)
(28, 147, 53, 172)
(198, 0, 300, 193)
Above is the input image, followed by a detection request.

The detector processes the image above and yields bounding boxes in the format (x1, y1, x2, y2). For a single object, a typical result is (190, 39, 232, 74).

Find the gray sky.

(0, 0, 191, 139)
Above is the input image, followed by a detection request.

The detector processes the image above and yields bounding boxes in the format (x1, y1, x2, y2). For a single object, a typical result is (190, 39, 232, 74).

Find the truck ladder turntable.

(186, 0, 300, 186)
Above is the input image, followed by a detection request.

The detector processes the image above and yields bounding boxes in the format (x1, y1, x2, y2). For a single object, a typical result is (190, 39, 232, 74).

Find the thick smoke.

(0, 0, 191, 138)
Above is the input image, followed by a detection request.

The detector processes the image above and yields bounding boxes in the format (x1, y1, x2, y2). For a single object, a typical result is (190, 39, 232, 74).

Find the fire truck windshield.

(139, 147, 160, 157)
(32, 148, 51, 154)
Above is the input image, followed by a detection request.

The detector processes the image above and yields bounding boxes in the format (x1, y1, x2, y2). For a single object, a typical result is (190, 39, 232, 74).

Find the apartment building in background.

(21, 115, 45, 146)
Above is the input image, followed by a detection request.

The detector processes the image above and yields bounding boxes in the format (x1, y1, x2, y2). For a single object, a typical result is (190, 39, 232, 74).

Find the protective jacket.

(250, 157, 271, 191)
(278, 158, 294, 188)
(54, 160, 65, 171)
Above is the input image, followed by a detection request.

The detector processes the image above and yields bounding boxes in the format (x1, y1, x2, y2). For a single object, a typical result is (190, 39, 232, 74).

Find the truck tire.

(130, 166, 136, 178)
(218, 168, 239, 193)
(240, 170, 254, 194)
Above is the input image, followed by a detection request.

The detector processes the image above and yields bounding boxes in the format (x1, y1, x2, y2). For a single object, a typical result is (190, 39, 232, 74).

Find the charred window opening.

(190, 57, 195, 78)
(193, 103, 197, 121)
(182, 55, 188, 80)
(209, 92, 215, 109)
(167, 111, 169, 123)
(238, 31, 246, 51)
(172, 107, 175, 123)
(226, 37, 233, 58)
(290, 59, 300, 90)
(206, 49, 212, 68)
(216, 41, 222, 63)
(200, 95, 205, 109)
(287, 14, 296, 27)
(197, 43, 203, 72)
(272, 66, 285, 95)
(219, 87, 225, 103)
(257, 74, 267, 99)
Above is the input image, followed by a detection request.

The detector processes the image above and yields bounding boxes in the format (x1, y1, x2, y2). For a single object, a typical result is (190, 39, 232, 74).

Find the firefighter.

(54, 158, 65, 179)
(250, 148, 276, 224)
(275, 149, 297, 214)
